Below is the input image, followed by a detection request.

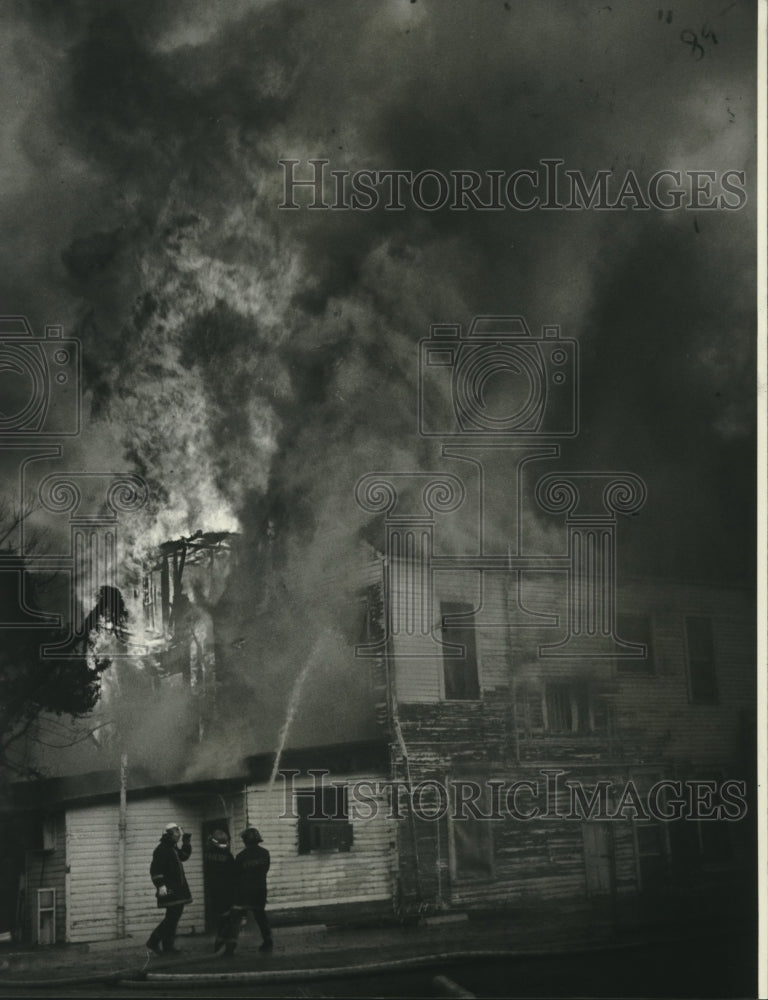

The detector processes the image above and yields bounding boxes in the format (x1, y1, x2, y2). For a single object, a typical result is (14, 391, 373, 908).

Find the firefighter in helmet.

(203, 829, 237, 954)
(146, 822, 192, 955)
(227, 826, 272, 955)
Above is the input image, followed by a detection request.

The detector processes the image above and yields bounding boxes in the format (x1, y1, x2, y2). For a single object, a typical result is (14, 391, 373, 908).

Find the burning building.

(0, 4, 756, 984)
(8, 517, 755, 943)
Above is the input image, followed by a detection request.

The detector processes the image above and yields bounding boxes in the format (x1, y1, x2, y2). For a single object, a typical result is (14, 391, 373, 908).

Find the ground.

(0, 894, 757, 998)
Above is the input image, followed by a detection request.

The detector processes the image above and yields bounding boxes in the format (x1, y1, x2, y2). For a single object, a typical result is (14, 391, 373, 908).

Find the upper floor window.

(544, 681, 593, 733)
(357, 584, 385, 647)
(440, 601, 480, 700)
(616, 614, 655, 674)
(685, 617, 718, 703)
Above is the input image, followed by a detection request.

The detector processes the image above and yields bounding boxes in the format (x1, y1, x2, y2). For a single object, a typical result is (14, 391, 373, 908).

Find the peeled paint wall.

(389, 571, 755, 913)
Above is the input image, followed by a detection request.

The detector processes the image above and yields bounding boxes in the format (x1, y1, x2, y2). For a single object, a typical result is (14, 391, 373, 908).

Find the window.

(635, 821, 668, 892)
(41, 815, 57, 853)
(357, 584, 384, 647)
(36, 889, 56, 945)
(685, 617, 717, 703)
(616, 614, 655, 673)
(544, 681, 592, 733)
(296, 785, 353, 854)
(441, 602, 480, 700)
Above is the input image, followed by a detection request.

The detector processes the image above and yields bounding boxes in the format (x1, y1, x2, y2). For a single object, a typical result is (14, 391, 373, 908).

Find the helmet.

(241, 826, 263, 844)
(164, 822, 181, 834)
(208, 829, 230, 848)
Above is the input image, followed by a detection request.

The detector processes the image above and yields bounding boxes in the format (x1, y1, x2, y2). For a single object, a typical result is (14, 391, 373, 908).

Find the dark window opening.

(686, 617, 718, 703)
(296, 785, 353, 854)
(616, 614, 655, 673)
(441, 601, 480, 700)
(544, 681, 592, 733)
(358, 584, 385, 646)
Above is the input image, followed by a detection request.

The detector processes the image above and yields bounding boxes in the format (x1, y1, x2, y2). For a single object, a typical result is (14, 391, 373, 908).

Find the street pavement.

(0, 891, 756, 997)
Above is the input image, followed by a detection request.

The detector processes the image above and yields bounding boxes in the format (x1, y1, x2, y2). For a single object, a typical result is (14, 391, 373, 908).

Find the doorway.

(582, 822, 614, 896)
(201, 817, 231, 931)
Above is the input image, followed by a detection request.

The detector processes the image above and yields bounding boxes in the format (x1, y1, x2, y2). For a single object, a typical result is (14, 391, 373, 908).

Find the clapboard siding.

(26, 556, 752, 936)
(394, 762, 646, 912)
(386, 568, 753, 913)
(58, 771, 395, 941)
(122, 798, 206, 939)
(245, 777, 395, 910)
(66, 795, 218, 942)
(67, 804, 120, 941)
(392, 571, 754, 769)
(396, 573, 510, 703)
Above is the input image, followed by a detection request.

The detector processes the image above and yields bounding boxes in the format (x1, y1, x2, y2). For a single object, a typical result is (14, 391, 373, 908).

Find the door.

(582, 822, 613, 896)
(201, 817, 231, 931)
(634, 821, 669, 893)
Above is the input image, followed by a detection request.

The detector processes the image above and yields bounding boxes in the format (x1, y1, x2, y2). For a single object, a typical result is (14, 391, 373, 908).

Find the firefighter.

(228, 826, 273, 955)
(146, 822, 192, 955)
(203, 829, 238, 954)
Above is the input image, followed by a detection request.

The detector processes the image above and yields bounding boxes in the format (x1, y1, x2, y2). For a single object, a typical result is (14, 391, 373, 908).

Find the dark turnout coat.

(150, 833, 192, 908)
(234, 844, 270, 907)
(203, 841, 236, 916)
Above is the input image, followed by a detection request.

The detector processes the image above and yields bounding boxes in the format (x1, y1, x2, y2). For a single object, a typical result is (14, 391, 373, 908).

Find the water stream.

(266, 630, 330, 791)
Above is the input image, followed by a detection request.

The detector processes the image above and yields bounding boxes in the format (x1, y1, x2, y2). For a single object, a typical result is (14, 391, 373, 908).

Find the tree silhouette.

(0, 567, 119, 779)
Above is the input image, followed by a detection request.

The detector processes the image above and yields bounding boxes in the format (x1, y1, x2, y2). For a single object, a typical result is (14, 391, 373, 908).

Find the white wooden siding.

(394, 568, 754, 768)
(66, 796, 213, 943)
(245, 776, 395, 910)
(122, 798, 206, 940)
(64, 780, 391, 941)
(66, 804, 120, 942)
(395, 571, 510, 703)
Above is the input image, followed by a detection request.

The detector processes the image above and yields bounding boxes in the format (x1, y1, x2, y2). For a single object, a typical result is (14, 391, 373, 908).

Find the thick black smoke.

(0, 0, 756, 776)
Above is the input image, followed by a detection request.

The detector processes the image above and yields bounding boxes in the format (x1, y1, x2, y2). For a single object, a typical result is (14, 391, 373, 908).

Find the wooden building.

(16, 742, 394, 944)
(376, 565, 755, 917)
(8, 536, 755, 943)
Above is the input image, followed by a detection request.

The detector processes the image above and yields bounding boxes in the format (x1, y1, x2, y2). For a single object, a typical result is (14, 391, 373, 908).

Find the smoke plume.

(0, 0, 756, 779)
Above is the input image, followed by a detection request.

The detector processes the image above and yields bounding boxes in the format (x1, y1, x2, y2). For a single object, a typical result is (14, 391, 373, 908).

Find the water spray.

(267, 629, 333, 792)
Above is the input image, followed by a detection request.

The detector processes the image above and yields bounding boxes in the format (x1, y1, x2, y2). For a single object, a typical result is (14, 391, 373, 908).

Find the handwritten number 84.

(680, 24, 718, 60)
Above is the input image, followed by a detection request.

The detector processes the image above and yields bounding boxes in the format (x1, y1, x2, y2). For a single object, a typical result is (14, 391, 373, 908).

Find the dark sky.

(0, 0, 756, 591)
